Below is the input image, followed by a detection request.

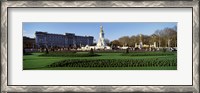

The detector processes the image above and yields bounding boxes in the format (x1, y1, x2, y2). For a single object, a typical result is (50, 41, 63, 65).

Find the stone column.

(139, 42, 143, 49)
(154, 42, 156, 48)
(135, 43, 137, 48)
(139, 34, 143, 49)
(168, 39, 171, 47)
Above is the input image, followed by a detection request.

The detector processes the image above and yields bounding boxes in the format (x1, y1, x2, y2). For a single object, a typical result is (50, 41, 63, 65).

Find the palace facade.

(35, 31, 94, 48)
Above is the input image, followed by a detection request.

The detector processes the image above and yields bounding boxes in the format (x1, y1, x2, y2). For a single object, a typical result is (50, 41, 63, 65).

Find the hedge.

(47, 58, 177, 68)
(121, 52, 176, 56)
(39, 52, 100, 57)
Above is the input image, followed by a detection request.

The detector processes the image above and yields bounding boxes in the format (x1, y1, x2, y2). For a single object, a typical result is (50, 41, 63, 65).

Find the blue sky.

(23, 22, 177, 42)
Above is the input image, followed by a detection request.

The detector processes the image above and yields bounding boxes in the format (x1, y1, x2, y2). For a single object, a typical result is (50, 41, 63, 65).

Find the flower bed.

(47, 57, 176, 68)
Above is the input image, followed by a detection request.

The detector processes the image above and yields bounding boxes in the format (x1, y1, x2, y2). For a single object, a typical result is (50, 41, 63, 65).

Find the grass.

(121, 51, 176, 56)
(39, 51, 100, 57)
(47, 58, 176, 68)
(23, 52, 177, 70)
(29, 67, 177, 70)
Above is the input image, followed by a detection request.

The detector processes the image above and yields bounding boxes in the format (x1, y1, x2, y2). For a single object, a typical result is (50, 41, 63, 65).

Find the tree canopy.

(110, 26, 177, 47)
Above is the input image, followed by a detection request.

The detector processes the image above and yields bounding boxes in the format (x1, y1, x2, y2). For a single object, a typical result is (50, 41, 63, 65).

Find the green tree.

(89, 48, 94, 55)
(45, 48, 49, 54)
(111, 40, 122, 47)
(104, 38, 110, 46)
(118, 36, 130, 46)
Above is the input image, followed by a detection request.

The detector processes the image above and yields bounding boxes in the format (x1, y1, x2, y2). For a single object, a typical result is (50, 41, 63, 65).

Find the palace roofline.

(35, 31, 93, 37)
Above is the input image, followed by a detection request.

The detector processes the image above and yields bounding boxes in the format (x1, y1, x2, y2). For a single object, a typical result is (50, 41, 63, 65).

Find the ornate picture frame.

(1, 1, 199, 92)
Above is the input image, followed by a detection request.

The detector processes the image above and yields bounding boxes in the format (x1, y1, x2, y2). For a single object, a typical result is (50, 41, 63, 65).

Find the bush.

(125, 48, 129, 53)
(121, 52, 175, 56)
(24, 52, 32, 55)
(45, 48, 49, 54)
(89, 48, 94, 55)
(47, 57, 177, 68)
(162, 48, 167, 52)
(39, 51, 100, 57)
(23, 49, 32, 55)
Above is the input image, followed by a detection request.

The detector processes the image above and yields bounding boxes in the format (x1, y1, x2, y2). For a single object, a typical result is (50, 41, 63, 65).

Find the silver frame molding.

(1, 1, 199, 93)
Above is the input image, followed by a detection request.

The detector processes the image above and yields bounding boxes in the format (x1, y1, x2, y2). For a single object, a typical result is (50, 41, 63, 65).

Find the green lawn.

(23, 52, 177, 70)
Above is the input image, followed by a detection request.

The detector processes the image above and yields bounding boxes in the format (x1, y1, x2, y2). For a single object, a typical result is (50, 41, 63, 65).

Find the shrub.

(121, 52, 175, 56)
(47, 57, 177, 68)
(162, 48, 167, 52)
(39, 51, 100, 57)
(45, 48, 49, 54)
(24, 52, 32, 55)
(125, 48, 129, 53)
(89, 48, 94, 55)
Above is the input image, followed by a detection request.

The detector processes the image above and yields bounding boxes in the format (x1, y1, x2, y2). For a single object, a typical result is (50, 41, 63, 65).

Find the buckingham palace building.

(35, 31, 94, 48)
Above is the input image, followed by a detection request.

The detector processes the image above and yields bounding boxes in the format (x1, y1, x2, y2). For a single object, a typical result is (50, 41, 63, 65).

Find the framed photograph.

(1, 0, 199, 92)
